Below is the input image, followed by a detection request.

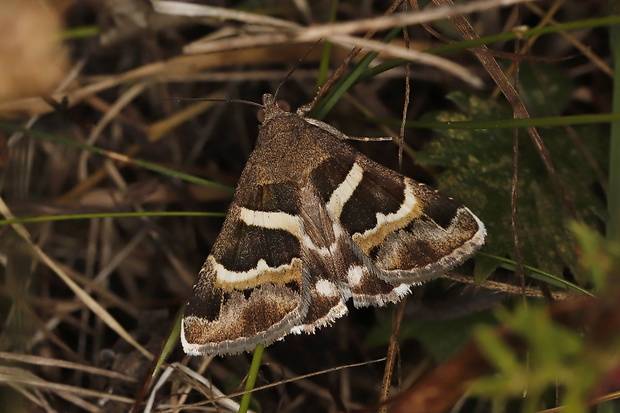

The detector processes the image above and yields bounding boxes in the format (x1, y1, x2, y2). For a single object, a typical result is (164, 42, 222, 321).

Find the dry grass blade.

(181, 0, 536, 53)
(78, 82, 148, 179)
(170, 0, 536, 86)
(0, 351, 136, 382)
(0, 365, 135, 406)
(443, 274, 579, 301)
(0, 197, 153, 360)
(325, 34, 483, 87)
(0, 44, 338, 118)
(152, 0, 301, 29)
(525, 2, 612, 77)
(147, 363, 249, 413)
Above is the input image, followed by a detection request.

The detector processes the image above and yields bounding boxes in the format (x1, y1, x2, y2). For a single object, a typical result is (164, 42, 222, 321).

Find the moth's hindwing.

(182, 94, 486, 356)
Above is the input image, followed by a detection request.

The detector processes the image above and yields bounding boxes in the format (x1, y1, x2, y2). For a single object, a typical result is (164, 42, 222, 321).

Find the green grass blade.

(0, 211, 225, 226)
(368, 112, 620, 130)
(608, 18, 620, 242)
(0, 121, 234, 193)
(310, 27, 402, 120)
(238, 344, 264, 413)
(316, 0, 340, 88)
(480, 252, 595, 297)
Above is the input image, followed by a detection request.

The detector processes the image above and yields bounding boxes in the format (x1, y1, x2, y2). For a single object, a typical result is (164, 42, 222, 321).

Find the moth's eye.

(257, 108, 266, 123)
(276, 100, 291, 112)
(256, 99, 291, 122)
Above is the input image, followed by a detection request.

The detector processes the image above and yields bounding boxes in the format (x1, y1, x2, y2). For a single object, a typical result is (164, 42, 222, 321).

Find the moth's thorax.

(249, 112, 331, 184)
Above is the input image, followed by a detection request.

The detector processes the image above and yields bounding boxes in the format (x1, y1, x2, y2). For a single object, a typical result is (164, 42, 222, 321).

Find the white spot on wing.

(327, 162, 364, 219)
(347, 266, 365, 287)
(315, 279, 339, 297)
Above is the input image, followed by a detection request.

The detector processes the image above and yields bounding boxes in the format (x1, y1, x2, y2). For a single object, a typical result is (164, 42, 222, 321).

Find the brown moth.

(182, 94, 485, 356)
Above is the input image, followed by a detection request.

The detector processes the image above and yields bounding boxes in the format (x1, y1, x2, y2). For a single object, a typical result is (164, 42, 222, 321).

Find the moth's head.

(258, 93, 291, 123)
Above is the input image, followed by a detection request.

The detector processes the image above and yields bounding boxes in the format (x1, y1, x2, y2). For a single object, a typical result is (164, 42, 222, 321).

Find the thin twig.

(379, 298, 408, 413)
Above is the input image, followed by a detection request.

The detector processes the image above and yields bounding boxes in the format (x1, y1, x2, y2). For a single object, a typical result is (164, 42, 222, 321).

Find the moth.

(182, 94, 486, 356)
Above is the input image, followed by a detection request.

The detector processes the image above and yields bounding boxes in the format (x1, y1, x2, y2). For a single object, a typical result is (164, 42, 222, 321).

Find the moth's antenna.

(169, 97, 263, 108)
(273, 40, 322, 100)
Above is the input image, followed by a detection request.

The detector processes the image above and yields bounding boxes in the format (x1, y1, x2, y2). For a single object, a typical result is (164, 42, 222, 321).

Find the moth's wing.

(310, 140, 485, 285)
(182, 181, 311, 356)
